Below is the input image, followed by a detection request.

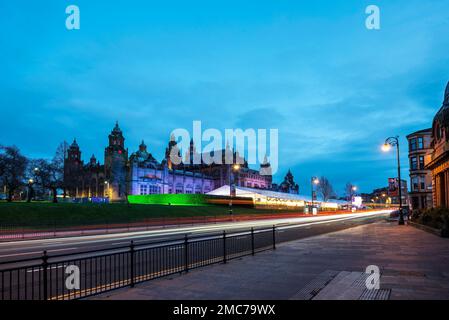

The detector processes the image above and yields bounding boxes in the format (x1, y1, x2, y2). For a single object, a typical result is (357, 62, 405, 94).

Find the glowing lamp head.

(28, 179, 34, 184)
(382, 143, 391, 152)
(313, 178, 319, 185)
(232, 164, 241, 171)
(352, 186, 357, 191)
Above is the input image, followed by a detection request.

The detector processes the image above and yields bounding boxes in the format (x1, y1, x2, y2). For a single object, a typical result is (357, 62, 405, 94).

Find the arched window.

(436, 123, 442, 141)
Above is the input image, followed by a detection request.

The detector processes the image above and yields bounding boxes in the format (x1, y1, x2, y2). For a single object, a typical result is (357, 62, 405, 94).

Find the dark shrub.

(410, 209, 422, 222)
(416, 207, 449, 230)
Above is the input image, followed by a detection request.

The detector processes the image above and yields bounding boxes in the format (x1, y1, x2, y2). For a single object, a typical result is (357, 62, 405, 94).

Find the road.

(0, 210, 391, 264)
(0, 210, 391, 300)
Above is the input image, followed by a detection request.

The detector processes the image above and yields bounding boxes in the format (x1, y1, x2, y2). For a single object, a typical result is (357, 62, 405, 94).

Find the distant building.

(172, 139, 273, 191)
(387, 178, 408, 206)
(366, 187, 389, 205)
(63, 122, 276, 200)
(363, 180, 407, 207)
(426, 81, 449, 207)
(275, 170, 299, 194)
(129, 140, 214, 195)
(406, 128, 433, 210)
(64, 139, 106, 198)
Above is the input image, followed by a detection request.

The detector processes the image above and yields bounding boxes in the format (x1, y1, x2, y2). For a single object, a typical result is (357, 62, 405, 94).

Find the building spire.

(113, 121, 121, 132)
(71, 138, 79, 148)
(139, 139, 147, 152)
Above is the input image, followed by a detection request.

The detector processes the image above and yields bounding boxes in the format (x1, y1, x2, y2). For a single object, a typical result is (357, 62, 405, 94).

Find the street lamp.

(349, 185, 357, 211)
(311, 177, 319, 213)
(27, 179, 34, 202)
(104, 181, 111, 200)
(229, 164, 241, 215)
(382, 136, 404, 225)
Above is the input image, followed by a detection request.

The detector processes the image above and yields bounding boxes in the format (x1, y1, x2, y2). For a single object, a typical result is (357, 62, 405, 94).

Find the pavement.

(91, 221, 449, 300)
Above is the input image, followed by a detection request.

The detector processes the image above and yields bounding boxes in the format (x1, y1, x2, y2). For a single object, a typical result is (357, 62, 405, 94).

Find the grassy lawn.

(0, 202, 293, 229)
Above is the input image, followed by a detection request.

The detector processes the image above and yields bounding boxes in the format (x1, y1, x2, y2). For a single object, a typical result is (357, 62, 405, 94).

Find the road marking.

(0, 247, 78, 260)
(111, 242, 128, 246)
(0, 251, 42, 258)
(48, 247, 78, 253)
(27, 265, 67, 273)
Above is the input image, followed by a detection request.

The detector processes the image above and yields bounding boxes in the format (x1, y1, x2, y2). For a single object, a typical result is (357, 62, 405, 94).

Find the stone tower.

(64, 139, 83, 197)
(104, 122, 128, 200)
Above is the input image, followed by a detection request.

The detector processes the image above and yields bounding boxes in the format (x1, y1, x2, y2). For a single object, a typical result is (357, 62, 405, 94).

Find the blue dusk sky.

(1, 0, 449, 195)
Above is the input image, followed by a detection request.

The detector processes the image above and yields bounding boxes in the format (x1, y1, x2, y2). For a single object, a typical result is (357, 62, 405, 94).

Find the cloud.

(1, 0, 449, 193)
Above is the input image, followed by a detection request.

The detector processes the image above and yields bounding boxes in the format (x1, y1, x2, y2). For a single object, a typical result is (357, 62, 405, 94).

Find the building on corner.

(406, 128, 433, 210)
(426, 81, 449, 207)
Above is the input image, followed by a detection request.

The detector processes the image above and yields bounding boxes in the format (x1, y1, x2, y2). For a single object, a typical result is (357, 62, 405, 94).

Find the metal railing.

(0, 226, 277, 300)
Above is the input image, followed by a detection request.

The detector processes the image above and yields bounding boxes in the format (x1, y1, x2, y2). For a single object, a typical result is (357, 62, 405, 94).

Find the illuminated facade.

(63, 123, 271, 200)
(129, 140, 214, 195)
(166, 138, 273, 191)
(207, 185, 343, 210)
(426, 82, 449, 208)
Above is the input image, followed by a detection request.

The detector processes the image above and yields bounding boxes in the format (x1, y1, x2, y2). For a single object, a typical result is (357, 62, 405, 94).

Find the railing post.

(184, 234, 189, 272)
(223, 231, 227, 264)
(272, 225, 276, 250)
(42, 250, 48, 300)
(130, 241, 135, 287)
(251, 228, 255, 255)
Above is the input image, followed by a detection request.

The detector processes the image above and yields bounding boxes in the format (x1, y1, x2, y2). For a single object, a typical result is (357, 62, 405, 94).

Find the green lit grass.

(128, 194, 209, 206)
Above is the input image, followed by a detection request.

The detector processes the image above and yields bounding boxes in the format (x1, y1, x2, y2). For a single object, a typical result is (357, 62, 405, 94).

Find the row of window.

(411, 176, 430, 192)
(139, 184, 162, 195)
(245, 182, 262, 188)
(140, 184, 211, 195)
(409, 137, 425, 151)
(410, 155, 425, 171)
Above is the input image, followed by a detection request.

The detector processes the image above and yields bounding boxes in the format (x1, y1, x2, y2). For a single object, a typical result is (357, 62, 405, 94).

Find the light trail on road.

(0, 210, 391, 262)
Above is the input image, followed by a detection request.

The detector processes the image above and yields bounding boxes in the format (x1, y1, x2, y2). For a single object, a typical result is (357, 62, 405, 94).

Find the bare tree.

(54, 141, 69, 197)
(33, 146, 65, 203)
(0, 145, 28, 202)
(345, 182, 357, 201)
(317, 176, 335, 202)
(33, 159, 63, 203)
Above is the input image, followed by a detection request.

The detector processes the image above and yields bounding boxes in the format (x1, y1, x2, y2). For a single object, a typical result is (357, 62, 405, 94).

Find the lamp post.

(26, 167, 40, 202)
(382, 136, 404, 225)
(27, 179, 34, 202)
(349, 185, 357, 211)
(311, 177, 319, 214)
(229, 164, 241, 215)
(105, 181, 111, 200)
